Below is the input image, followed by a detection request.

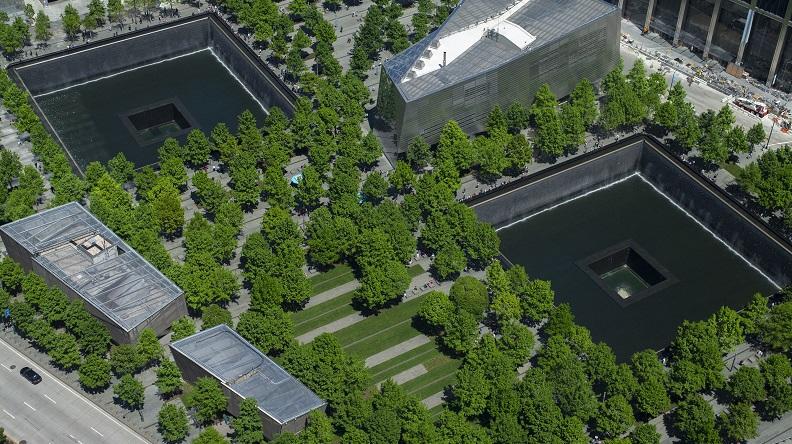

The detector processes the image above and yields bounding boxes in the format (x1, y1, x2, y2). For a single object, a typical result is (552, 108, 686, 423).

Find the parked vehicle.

(734, 97, 769, 117)
(20, 366, 41, 385)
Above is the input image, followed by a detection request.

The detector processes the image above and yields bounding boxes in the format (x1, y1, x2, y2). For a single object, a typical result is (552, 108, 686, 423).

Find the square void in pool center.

(497, 175, 776, 360)
(577, 240, 677, 307)
(34, 49, 267, 169)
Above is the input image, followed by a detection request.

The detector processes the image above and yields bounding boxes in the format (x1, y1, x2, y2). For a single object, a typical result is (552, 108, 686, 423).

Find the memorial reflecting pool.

(498, 175, 775, 360)
(35, 49, 267, 169)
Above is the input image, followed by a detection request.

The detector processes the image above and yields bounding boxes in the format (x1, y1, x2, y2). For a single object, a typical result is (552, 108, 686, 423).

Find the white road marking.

(0, 339, 150, 443)
(3, 409, 15, 419)
(24, 401, 36, 411)
(43, 394, 56, 404)
(0, 363, 11, 371)
(90, 427, 104, 437)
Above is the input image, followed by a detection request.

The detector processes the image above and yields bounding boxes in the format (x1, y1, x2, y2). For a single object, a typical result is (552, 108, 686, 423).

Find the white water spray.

(634, 174, 781, 289)
(207, 48, 268, 114)
(33, 48, 269, 114)
(497, 172, 780, 289)
(34, 48, 211, 98)
(495, 173, 639, 231)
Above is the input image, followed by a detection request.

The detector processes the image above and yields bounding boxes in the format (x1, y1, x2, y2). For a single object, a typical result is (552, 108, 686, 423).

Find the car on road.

(20, 366, 41, 385)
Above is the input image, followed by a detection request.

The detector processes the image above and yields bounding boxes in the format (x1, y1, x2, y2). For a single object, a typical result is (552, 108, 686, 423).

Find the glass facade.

(709, 1, 749, 64)
(743, 12, 782, 82)
(680, 0, 716, 54)
(624, 0, 651, 27)
(757, 0, 787, 17)
(619, 0, 792, 89)
(774, 30, 792, 92)
(650, 0, 682, 39)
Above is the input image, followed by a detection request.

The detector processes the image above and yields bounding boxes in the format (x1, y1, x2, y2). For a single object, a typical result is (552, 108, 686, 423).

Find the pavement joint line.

(0, 338, 150, 443)
(90, 426, 104, 437)
(23, 401, 36, 411)
(43, 394, 56, 404)
(3, 409, 15, 419)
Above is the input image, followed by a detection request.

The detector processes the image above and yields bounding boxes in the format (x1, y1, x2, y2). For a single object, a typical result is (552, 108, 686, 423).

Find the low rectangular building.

(170, 325, 326, 439)
(0, 202, 187, 343)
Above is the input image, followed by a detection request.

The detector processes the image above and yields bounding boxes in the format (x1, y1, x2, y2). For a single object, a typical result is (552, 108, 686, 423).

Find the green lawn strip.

(292, 297, 357, 336)
(371, 344, 443, 384)
(293, 304, 357, 336)
(369, 343, 441, 383)
(428, 404, 445, 418)
(719, 161, 744, 178)
(307, 263, 421, 296)
(407, 263, 425, 277)
(293, 265, 427, 337)
(333, 293, 428, 347)
(407, 372, 458, 402)
(309, 264, 354, 295)
(344, 321, 422, 359)
(400, 358, 461, 400)
(291, 290, 355, 326)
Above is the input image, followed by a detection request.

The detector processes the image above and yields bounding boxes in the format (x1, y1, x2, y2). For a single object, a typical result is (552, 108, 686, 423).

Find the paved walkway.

(421, 391, 445, 409)
(296, 312, 364, 344)
(0, 106, 54, 208)
(375, 364, 427, 389)
(305, 280, 360, 309)
(365, 335, 431, 368)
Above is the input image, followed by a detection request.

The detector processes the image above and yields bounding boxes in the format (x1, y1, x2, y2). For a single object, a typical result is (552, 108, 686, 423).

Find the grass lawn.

(294, 263, 427, 339)
(406, 263, 425, 277)
(343, 321, 420, 358)
(333, 293, 428, 349)
(428, 404, 445, 418)
(309, 264, 354, 295)
(369, 342, 440, 383)
(292, 291, 357, 336)
(719, 161, 744, 178)
(309, 263, 424, 297)
(400, 357, 460, 400)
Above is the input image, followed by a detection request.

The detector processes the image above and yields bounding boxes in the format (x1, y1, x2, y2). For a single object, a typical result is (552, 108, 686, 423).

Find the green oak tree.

(186, 377, 227, 425)
(78, 355, 112, 391)
(114, 374, 145, 411)
(156, 360, 183, 397)
(158, 403, 189, 443)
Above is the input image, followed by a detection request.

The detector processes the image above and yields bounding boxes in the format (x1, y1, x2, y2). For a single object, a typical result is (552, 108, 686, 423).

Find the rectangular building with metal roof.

(170, 324, 326, 439)
(0, 202, 187, 343)
(377, 0, 621, 155)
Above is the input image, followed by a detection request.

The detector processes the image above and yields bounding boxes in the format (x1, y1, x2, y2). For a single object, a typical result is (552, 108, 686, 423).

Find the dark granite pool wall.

(208, 16, 296, 116)
(639, 138, 792, 286)
(10, 17, 209, 95)
(469, 134, 792, 287)
(8, 13, 295, 114)
(469, 138, 643, 228)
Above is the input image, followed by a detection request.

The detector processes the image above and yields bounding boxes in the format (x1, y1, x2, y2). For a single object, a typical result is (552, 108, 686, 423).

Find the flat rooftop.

(384, 0, 617, 100)
(170, 325, 325, 424)
(0, 202, 183, 332)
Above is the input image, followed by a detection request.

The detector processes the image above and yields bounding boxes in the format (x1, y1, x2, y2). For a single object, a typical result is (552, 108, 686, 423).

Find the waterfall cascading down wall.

(469, 134, 792, 287)
(8, 13, 296, 115)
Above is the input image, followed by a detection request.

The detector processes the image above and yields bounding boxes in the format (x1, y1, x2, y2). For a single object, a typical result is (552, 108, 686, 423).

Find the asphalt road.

(0, 338, 150, 444)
